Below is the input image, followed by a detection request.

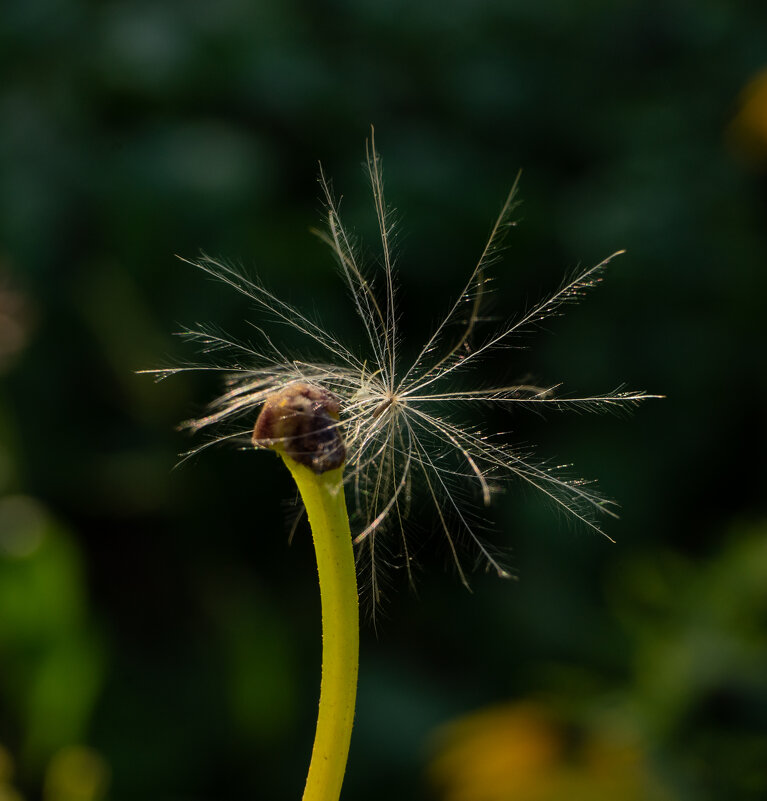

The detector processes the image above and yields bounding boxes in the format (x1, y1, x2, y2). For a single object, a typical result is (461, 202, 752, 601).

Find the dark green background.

(2, 1, 766, 799)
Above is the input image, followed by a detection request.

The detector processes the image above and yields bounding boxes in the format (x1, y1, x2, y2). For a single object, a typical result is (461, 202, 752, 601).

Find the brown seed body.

(252, 383, 346, 474)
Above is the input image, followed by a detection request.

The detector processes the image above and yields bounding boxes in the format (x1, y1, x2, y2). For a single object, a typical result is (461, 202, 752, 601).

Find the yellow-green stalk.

(253, 383, 358, 801)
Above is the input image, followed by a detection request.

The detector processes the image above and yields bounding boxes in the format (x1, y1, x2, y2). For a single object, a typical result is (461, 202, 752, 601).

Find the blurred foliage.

(1, 0, 766, 799)
(0, 496, 104, 770)
(427, 521, 767, 801)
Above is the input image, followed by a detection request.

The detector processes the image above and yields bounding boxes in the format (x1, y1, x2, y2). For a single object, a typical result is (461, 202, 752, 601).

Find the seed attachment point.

(253, 383, 346, 474)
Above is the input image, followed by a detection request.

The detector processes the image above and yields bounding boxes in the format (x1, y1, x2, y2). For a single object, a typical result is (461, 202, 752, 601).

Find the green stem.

(280, 455, 359, 801)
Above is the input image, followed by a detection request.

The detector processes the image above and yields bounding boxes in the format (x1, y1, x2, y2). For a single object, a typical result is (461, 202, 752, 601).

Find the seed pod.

(253, 383, 345, 474)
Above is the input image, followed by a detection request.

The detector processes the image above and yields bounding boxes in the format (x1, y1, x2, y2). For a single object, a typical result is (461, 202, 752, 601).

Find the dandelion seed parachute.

(145, 132, 661, 601)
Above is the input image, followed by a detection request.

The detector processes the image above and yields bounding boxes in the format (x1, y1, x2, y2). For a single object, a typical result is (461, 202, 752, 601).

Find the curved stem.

(280, 456, 359, 801)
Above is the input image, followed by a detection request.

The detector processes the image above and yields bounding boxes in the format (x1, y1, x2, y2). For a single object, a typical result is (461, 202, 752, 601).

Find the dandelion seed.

(145, 131, 661, 603)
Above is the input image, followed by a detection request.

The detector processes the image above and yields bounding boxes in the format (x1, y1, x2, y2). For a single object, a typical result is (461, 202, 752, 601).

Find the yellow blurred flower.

(0, 745, 24, 801)
(43, 747, 109, 801)
(428, 702, 674, 801)
(0, 744, 109, 801)
(728, 68, 767, 166)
